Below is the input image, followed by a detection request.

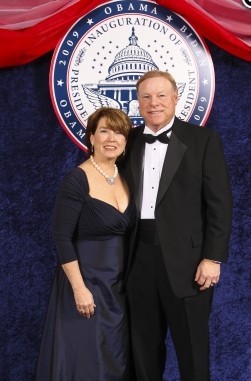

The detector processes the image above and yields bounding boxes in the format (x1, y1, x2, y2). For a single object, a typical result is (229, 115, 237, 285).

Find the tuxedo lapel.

(156, 131, 187, 207)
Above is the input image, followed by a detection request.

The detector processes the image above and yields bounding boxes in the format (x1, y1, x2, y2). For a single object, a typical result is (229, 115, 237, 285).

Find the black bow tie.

(143, 129, 171, 144)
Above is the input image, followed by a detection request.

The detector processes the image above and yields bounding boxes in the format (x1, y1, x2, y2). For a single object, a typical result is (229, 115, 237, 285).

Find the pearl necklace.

(90, 155, 118, 185)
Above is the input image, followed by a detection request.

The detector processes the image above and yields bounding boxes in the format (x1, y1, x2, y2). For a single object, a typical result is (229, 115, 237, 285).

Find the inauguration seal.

(50, 0, 215, 151)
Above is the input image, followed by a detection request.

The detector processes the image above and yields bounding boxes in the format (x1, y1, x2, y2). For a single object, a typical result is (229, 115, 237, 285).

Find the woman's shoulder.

(57, 167, 89, 197)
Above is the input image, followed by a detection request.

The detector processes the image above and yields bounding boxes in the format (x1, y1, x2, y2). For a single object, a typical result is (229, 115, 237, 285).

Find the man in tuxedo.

(125, 70, 232, 381)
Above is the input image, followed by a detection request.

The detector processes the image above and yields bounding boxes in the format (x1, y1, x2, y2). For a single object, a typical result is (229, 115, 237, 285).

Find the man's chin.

(147, 121, 166, 132)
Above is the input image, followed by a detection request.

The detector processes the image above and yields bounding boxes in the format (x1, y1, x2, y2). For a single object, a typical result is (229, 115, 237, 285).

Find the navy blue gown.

(35, 168, 136, 381)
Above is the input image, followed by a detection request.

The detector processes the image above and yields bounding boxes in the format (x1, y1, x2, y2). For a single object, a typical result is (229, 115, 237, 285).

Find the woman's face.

(90, 117, 126, 161)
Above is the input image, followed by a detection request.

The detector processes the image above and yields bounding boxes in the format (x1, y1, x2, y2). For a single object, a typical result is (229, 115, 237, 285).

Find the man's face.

(137, 76, 178, 132)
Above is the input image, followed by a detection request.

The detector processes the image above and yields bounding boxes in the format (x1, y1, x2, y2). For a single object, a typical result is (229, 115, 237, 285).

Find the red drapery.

(0, 0, 250, 68)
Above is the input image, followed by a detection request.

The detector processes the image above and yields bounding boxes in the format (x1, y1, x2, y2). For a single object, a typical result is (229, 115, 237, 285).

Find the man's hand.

(195, 259, 221, 291)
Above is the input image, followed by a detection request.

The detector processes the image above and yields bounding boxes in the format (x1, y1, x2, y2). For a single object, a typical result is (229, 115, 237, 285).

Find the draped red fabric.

(156, 0, 251, 62)
(0, 0, 104, 68)
(0, 0, 250, 68)
(194, 0, 251, 45)
(0, 0, 79, 29)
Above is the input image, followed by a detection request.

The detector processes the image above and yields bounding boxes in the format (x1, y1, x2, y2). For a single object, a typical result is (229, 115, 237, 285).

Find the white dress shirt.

(141, 118, 174, 219)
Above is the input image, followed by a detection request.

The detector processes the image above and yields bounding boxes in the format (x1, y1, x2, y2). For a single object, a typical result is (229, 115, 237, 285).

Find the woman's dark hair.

(85, 107, 132, 155)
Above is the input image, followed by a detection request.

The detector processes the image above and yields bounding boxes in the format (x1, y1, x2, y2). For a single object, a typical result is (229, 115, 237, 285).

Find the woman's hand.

(61, 261, 96, 318)
(73, 286, 96, 319)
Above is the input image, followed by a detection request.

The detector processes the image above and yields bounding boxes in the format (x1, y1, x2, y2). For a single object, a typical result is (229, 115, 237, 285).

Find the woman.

(35, 107, 135, 381)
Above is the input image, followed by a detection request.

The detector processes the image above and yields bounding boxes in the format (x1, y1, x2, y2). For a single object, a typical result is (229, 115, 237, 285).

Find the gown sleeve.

(52, 168, 88, 264)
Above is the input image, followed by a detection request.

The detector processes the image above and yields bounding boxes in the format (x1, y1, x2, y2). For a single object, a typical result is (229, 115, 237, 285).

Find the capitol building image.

(106, 27, 158, 81)
(84, 27, 159, 116)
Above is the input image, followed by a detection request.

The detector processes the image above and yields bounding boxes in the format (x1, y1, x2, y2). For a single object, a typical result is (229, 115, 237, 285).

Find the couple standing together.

(36, 70, 232, 381)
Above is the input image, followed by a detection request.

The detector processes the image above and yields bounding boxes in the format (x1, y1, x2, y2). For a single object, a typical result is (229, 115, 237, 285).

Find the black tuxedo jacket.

(125, 117, 232, 298)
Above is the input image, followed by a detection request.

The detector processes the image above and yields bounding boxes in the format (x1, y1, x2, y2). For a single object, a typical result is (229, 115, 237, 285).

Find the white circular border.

(50, 0, 215, 151)
(242, 0, 251, 9)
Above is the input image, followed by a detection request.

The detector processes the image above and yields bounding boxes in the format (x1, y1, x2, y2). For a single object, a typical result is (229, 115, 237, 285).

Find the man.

(125, 70, 232, 381)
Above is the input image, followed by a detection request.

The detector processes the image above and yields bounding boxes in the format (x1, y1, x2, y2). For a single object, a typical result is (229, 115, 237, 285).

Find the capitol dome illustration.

(83, 27, 159, 117)
(106, 27, 158, 81)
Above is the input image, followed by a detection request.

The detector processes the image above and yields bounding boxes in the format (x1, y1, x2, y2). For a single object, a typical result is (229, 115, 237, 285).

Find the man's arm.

(196, 131, 232, 289)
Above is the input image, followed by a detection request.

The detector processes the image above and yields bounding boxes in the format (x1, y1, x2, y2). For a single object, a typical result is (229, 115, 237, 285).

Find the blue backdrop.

(0, 41, 250, 381)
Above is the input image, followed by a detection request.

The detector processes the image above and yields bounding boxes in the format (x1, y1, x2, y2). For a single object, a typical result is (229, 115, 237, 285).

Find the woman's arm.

(53, 170, 95, 318)
(62, 260, 96, 319)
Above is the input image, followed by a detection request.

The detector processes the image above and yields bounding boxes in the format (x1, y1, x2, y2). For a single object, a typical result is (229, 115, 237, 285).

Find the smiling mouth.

(149, 110, 162, 114)
(104, 145, 117, 150)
